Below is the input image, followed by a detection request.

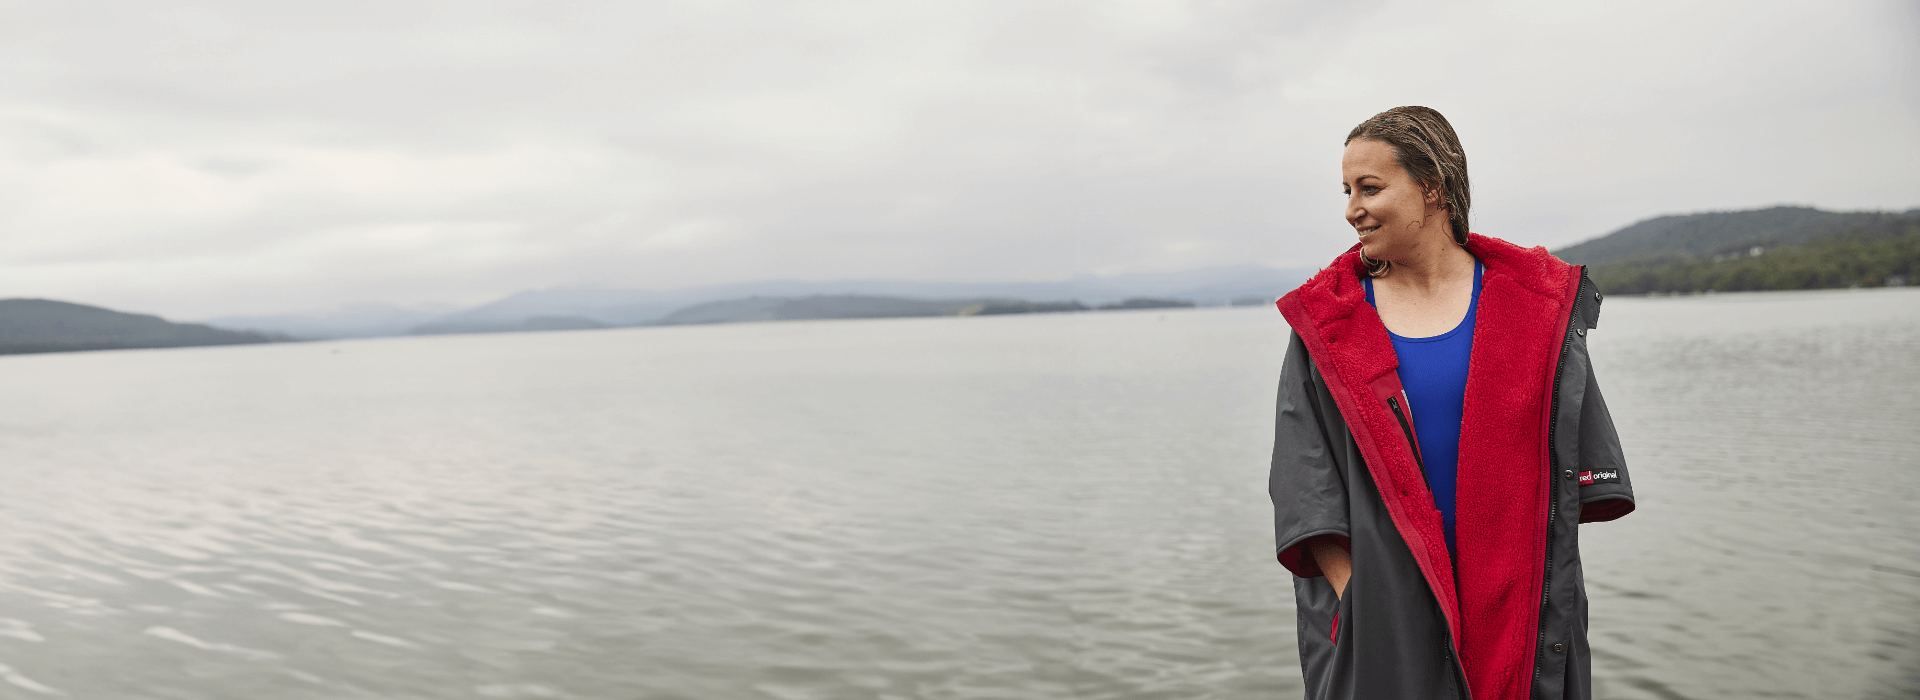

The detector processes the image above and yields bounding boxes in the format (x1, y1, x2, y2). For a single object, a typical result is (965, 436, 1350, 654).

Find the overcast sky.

(0, 0, 1914, 319)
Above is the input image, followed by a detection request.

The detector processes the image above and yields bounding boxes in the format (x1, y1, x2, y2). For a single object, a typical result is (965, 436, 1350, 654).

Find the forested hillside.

(0, 299, 280, 355)
(1555, 207, 1920, 294)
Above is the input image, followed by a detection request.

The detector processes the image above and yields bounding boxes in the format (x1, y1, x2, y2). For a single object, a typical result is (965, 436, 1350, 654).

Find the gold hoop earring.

(1358, 249, 1391, 278)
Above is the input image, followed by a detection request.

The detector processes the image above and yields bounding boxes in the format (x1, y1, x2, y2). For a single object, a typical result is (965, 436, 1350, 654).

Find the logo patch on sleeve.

(1578, 470, 1619, 486)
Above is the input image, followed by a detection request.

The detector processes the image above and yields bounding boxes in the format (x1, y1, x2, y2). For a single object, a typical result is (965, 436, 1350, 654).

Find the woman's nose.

(1345, 195, 1364, 227)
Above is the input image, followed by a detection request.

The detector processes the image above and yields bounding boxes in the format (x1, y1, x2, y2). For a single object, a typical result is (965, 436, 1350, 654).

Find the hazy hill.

(656, 294, 1205, 326)
(1098, 298, 1197, 310)
(205, 264, 1311, 339)
(410, 315, 607, 336)
(408, 288, 681, 330)
(209, 303, 454, 339)
(0, 299, 281, 355)
(660, 295, 1006, 325)
(482, 265, 1306, 329)
(1555, 206, 1920, 294)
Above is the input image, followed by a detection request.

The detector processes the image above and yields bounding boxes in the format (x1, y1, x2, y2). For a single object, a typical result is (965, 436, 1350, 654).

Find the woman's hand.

(1309, 537, 1352, 600)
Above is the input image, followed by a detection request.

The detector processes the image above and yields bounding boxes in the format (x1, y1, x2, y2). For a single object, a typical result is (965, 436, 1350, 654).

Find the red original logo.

(1579, 470, 1619, 486)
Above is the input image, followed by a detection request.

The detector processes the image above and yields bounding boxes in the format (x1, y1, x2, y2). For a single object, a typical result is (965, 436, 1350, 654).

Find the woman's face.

(1341, 138, 1448, 262)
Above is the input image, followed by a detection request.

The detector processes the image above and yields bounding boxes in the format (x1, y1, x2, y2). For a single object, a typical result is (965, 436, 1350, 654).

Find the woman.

(1270, 106, 1635, 700)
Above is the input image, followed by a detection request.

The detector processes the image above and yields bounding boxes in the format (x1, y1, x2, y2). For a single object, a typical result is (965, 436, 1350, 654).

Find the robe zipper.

(1534, 268, 1584, 698)
(1388, 395, 1436, 499)
(1387, 395, 1425, 472)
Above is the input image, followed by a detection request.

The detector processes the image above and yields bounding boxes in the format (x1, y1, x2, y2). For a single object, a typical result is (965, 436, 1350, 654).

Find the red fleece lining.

(1278, 246, 1463, 648)
(1278, 235, 1581, 700)
(1278, 534, 1351, 578)
(1452, 236, 1576, 700)
(1579, 497, 1634, 523)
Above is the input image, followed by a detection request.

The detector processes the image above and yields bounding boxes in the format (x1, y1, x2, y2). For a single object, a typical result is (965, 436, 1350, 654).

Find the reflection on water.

(0, 288, 1913, 699)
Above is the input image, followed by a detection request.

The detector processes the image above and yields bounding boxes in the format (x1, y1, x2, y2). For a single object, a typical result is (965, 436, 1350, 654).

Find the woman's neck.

(1371, 231, 1477, 338)
(1379, 235, 1475, 299)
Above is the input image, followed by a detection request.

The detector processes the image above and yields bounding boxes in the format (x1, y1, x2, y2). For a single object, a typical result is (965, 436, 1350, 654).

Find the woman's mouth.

(1355, 226, 1379, 237)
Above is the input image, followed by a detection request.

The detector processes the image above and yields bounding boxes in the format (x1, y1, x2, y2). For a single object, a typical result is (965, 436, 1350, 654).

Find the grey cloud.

(0, 0, 1912, 319)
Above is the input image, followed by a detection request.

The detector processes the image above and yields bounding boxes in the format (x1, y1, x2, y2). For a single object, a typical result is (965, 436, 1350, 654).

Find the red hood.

(1277, 233, 1581, 700)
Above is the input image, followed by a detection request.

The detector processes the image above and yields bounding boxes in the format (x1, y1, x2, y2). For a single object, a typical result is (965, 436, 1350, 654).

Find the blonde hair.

(1346, 106, 1471, 277)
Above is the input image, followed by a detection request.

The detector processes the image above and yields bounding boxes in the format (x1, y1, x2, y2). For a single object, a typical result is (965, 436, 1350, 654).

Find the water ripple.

(0, 296, 1908, 697)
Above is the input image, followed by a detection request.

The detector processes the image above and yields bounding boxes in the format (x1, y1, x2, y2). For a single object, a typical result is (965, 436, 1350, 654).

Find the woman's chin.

(1357, 235, 1407, 258)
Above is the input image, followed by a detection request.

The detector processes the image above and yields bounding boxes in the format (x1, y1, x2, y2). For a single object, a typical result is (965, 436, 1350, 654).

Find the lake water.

(0, 288, 1915, 699)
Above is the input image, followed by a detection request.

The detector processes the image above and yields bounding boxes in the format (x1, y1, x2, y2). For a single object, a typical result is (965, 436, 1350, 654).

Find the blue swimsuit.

(1364, 260, 1482, 549)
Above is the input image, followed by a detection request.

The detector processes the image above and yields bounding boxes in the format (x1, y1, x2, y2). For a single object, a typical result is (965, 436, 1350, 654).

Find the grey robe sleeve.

(1271, 331, 1351, 577)
(1575, 362, 1635, 522)
(1573, 277, 1635, 523)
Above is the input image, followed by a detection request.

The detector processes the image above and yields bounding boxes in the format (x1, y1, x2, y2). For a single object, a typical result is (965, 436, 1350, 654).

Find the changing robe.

(1271, 234, 1635, 700)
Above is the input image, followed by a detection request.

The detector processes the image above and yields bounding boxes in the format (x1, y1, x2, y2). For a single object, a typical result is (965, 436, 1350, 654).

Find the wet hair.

(1346, 106, 1470, 277)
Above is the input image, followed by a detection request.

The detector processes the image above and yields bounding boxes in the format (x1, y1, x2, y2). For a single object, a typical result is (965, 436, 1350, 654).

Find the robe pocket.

(1331, 576, 1354, 645)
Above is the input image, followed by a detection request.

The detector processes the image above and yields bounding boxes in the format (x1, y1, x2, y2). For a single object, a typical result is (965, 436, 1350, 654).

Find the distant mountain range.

(654, 295, 1195, 326)
(208, 264, 1310, 339)
(203, 204, 1920, 340)
(11, 205, 1908, 356)
(0, 299, 280, 355)
(1554, 206, 1920, 294)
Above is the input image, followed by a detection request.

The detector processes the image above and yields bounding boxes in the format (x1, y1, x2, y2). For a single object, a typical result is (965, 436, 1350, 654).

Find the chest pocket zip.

(1386, 392, 1431, 491)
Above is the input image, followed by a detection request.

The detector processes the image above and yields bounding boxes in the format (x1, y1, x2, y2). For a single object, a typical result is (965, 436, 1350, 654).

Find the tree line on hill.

(1554, 207, 1919, 295)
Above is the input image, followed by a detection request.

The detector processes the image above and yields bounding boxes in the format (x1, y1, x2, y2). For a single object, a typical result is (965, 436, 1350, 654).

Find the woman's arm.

(1308, 537, 1352, 599)
(1272, 333, 1356, 581)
